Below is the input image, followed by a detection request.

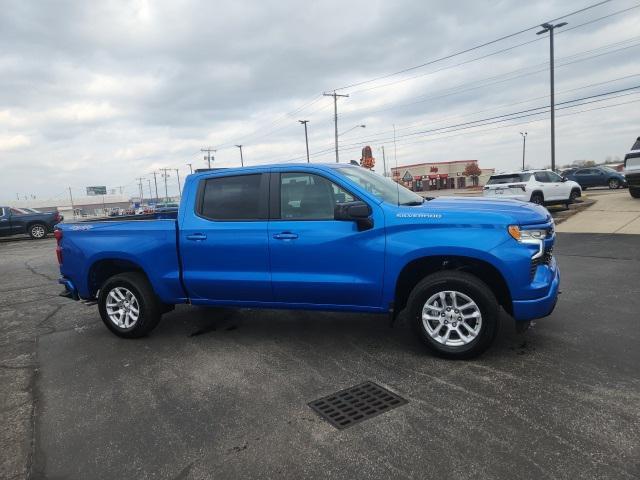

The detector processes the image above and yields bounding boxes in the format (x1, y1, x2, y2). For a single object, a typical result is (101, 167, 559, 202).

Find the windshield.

(335, 167, 425, 205)
(487, 173, 531, 184)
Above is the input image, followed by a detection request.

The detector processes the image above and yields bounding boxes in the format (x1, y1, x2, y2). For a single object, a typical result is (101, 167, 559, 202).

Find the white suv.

(483, 170, 582, 207)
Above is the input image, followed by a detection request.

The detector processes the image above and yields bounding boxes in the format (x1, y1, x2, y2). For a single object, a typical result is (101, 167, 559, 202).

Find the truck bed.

(57, 218, 186, 303)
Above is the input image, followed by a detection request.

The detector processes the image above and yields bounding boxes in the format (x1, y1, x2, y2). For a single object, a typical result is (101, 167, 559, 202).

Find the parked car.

(0, 207, 62, 239)
(55, 164, 559, 359)
(563, 166, 626, 190)
(624, 136, 640, 198)
(154, 202, 179, 213)
(483, 170, 582, 207)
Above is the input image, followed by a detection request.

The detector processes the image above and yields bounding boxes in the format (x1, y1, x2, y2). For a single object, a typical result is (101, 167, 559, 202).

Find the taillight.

(54, 212, 61, 222)
(54, 229, 63, 264)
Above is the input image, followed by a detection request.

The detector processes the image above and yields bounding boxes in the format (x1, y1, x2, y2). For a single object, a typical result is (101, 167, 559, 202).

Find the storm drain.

(308, 381, 408, 429)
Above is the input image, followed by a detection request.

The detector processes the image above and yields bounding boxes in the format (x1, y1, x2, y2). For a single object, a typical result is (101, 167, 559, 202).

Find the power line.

(295, 85, 640, 161)
(345, 3, 640, 95)
(332, 0, 614, 91)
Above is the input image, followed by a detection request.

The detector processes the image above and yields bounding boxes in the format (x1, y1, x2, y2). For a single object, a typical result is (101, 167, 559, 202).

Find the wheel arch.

(529, 190, 544, 203)
(394, 255, 512, 316)
(88, 258, 151, 298)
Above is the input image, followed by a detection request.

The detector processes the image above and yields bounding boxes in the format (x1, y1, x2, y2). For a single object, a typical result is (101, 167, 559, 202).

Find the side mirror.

(561, 176, 567, 182)
(334, 201, 373, 231)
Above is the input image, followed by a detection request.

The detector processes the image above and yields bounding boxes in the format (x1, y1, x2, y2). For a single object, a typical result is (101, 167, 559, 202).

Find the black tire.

(28, 223, 48, 239)
(407, 271, 499, 359)
(569, 189, 580, 203)
(630, 188, 640, 199)
(608, 178, 620, 189)
(98, 272, 162, 338)
(530, 192, 544, 205)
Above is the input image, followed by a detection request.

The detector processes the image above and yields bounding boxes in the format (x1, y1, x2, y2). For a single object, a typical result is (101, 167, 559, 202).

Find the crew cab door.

(179, 172, 272, 303)
(268, 170, 385, 308)
(547, 171, 571, 199)
(0, 208, 11, 236)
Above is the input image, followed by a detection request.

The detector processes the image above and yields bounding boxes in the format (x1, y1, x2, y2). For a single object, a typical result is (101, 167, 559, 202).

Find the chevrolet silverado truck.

(1, 206, 62, 239)
(55, 164, 559, 359)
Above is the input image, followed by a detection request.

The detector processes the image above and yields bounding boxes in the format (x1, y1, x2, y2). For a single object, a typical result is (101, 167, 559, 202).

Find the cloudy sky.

(1, 0, 639, 201)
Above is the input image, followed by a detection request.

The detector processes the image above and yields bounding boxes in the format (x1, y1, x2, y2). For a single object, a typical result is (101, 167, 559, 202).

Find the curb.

(549, 197, 596, 225)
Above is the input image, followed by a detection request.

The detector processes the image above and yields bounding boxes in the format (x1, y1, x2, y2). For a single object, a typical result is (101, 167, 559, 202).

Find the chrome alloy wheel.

(422, 290, 482, 347)
(31, 225, 46, 238)
(105, 287, 140, 329)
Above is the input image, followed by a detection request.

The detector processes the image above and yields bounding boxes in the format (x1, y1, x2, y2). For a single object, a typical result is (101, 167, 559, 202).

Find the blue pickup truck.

(55, 164, 559, 358)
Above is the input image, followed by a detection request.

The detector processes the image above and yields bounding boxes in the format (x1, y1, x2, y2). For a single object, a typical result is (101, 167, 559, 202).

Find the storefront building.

(390, 160, 494, 191)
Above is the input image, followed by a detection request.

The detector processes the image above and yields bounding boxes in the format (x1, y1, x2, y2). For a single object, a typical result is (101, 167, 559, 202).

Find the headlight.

(508, 225, 546, 259)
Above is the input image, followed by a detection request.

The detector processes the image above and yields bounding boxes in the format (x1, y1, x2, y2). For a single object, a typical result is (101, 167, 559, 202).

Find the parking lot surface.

(1, 234, 639, 479)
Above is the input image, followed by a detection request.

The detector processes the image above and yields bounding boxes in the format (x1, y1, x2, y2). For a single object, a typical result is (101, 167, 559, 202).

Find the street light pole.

(537, 21, 567, 172)
(235, 145, 244, 167)
(299, 120, 310, 163)
(338, 124, 366, 137)
(520, 132, 528, 170)
(187, 163, 193, 174)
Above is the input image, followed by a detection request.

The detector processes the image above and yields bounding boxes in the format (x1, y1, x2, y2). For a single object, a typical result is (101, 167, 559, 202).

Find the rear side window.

(487, 173, 531, 184)
(199, 174, 267, 220)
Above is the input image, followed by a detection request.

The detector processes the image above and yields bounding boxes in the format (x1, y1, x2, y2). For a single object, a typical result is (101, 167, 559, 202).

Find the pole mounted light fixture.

(339, 124, 366, 137)
(536, 21, 567, 172)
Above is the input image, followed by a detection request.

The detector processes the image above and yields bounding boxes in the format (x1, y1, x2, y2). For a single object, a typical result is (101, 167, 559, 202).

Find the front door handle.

(186, 233, 207, 241)
(273, 232, 298, 240)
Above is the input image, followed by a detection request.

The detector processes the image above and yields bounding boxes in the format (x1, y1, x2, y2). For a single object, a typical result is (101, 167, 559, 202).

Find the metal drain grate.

(308, 381, 408, 429)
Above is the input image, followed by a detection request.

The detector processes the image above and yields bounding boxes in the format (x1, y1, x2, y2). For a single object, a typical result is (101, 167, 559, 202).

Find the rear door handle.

(272, 232, 298, 240)
(186, 233, 207, 241)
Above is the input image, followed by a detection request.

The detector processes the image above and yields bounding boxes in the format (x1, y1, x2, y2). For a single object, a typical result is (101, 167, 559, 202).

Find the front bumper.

(512, 262, 560, 321)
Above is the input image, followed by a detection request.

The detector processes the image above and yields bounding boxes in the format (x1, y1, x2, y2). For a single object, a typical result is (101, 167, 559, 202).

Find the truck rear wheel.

(98, 272, 162, 338)
(28, 223, 48, 239)
(407, 271, 499, 359)
(630, 188, 640, 199)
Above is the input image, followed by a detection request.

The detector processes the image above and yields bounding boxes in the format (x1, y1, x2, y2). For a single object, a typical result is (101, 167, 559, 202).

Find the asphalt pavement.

(1, 234, 639, 480)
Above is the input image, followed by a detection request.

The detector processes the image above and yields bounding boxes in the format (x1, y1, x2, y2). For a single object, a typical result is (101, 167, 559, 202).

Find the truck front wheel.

(98, 272, 162, 338)
(407, 271, 499, 359)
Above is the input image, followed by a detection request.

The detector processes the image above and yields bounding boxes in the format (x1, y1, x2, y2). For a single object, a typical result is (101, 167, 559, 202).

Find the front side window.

(280, 173, 355, 220)
(534, 172, 551, 183)
(547, 172, 563, 182)
(199, 174, 266, 220)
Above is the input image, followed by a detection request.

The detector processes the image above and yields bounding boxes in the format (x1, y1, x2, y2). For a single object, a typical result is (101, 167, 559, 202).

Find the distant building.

(390, 160, 494, 191)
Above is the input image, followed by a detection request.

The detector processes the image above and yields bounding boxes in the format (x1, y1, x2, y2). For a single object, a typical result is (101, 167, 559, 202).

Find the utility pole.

(537, 22, 567, 172)
(175, 169, 182, 197)
(136, 177, 145, 203)
(393, 124, 398, 167)
(323, 91, 349, 163)
(235, 145, 244, 167)
(152, 171, 159, 202)
(201, 147, 216, 169)
(68, 187, 75, 219)
(520, 132, 528, 170)
(381, 146, 387, 177)
(159, 168, 171, 202)
(299, 120, 310, 163)
(187, 163, 193, 174)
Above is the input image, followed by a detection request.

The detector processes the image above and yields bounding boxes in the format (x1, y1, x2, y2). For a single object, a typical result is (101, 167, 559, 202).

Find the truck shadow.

(153, 304, 534, 360)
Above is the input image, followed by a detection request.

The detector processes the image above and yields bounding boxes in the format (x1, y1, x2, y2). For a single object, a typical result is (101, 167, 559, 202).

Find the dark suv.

(562, 166, 627, 190)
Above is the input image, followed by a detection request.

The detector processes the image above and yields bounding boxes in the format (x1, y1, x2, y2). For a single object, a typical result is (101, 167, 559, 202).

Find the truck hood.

(413, 197, 551, 225)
